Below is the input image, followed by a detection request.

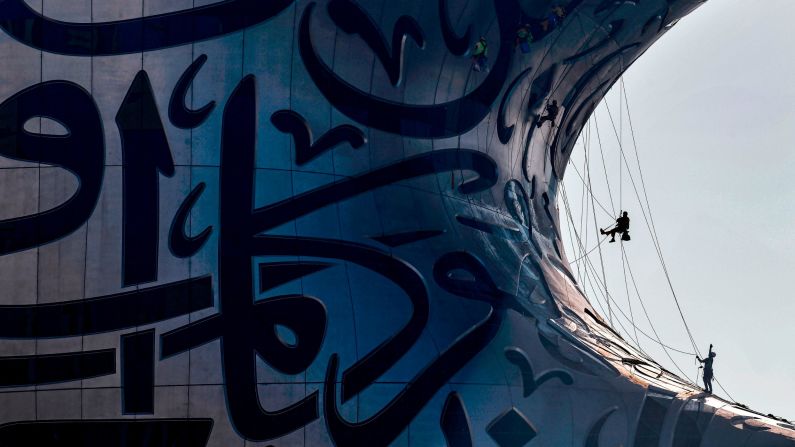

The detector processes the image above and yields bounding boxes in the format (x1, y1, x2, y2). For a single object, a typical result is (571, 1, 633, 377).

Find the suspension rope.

(585, 125, 614, 325)
(592, 113, 617, 215)
(621, 245, 697, 357)
(561, 184, 644, 349)
(603, 97, 704, 384)
(621, 241, 639, 347)
(567, 162, 614, 218)
(560, 85, 707, 387)
(615, 84, 637, 347)
(577, 127, 590, 285)
(620, 80, 705, 361)
(714, 376, 739, 403)
(568, 235, 608, 263)
(602, 99, 702, 358)
(562, 169, 698, 358)
(620, 81, 739, 396)
(559, 78, 751, 398)
(561, 183, 701, 367)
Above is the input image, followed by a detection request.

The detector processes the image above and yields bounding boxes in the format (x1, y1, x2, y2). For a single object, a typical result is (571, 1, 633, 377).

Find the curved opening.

(0, 167, 78, 221)
(23, 117, 69, 136)
(274, 324, 298, 348)
(447, 268, 475, 282)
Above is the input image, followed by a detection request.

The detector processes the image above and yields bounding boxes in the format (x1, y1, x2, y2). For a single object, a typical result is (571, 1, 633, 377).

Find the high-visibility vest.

(473, 40, 487, 57)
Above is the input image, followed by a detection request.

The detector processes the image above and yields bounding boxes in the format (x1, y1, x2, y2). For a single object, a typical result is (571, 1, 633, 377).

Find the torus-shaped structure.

(0, 0, 791, 445)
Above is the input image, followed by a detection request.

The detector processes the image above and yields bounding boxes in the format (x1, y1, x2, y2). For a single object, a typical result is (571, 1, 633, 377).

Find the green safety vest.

(473, 41, 488, 57)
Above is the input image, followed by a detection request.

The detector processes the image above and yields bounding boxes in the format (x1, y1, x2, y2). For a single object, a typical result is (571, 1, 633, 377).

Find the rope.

(603, 95, 703, 384)
(714, 375, 739, 403)
(560, 89, 705, 386)
(576, 125, 590, 285)
(602, 98, 702, 358)
(615, 82, 639, 355)
(560, 78, 743, 397)
(621, 239, 639, 347)
(561, 184, 643, 349)
(621, 245, 697, 357)
(622, 81, 704, 357)
(565, 171, 693, 364)
(621, 83, 742, 398)
(592, 113, 617, 215)
(505, 6, 619, 177)
(621, 81, 741, 396)
(568, 235, 608, 263)
(561, 183, 698, 361)
(586, 126, 613, 325)
(567, 162, 614, 218)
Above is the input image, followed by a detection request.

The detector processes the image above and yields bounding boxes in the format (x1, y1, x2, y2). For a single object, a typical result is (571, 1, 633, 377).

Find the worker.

(540, 18, 551, 33)
(536, 100, 559, 128)
(697, 344, 717, 394)
(552, 5, 566, 20)
(546, 11, 559, 29)
(516, 24, 533, 54)
(472, 36, 489, 72)
(600, 210, 630, 243)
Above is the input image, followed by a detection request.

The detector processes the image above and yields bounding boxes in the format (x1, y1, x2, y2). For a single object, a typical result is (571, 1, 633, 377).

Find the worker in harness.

(697, 344, 717, 394)
(472, 36, 489, 72)
(515, 24, 533, 54)
(600, 210, 630, 243)
(536, 100, 559, 128)
(552, 5, 567, 20)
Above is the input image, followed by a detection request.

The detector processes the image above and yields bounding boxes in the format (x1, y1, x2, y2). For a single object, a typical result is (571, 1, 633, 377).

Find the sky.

(562, 0, 795, 418)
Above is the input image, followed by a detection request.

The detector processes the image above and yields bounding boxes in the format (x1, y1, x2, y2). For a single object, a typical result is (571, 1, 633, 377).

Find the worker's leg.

(536, 116, 551, 127)
(478, 55, 488, 72)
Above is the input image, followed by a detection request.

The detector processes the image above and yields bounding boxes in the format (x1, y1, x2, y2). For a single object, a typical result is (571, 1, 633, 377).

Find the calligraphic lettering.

(0, 81, 103, 255)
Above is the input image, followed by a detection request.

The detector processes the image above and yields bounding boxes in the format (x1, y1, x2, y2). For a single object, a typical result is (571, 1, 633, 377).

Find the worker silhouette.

(471, 36, 489, 72)
(697, 344, 717, 394)
(600, 211, 630, 243)
(536, 100, 559, 128)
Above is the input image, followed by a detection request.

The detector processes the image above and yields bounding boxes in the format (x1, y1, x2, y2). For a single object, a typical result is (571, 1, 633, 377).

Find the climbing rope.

(563, 173, 702, 385)
(602, 98, 703, 359)
(620, 79, 706, 359)
(586, 125, 614, 325)
(560, 77, 744, 399)
(567, 234, 608, 263)
(621, 239, 639, 347)
(561, 91, 704, 386)
(561, 183, 701, 386)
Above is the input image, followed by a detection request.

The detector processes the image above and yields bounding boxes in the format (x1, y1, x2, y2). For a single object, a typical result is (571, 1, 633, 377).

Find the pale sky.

(563, 0, 795, 418)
